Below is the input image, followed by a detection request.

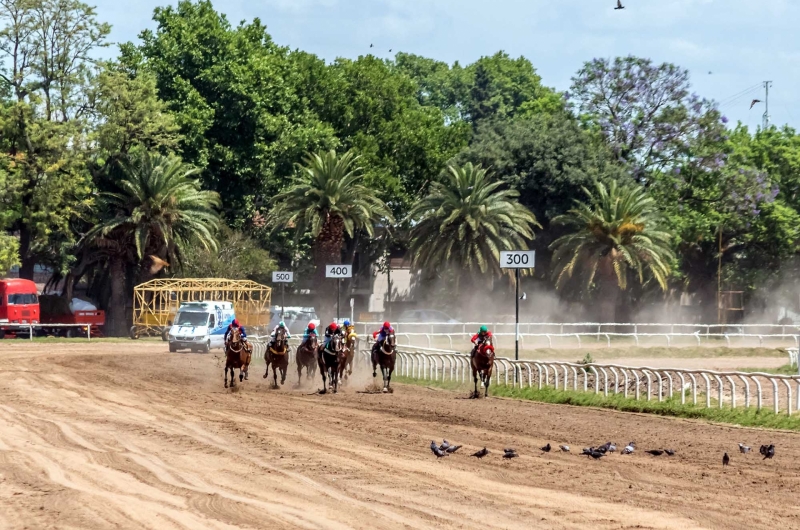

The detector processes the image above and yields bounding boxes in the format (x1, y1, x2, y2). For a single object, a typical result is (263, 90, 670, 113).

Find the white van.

(168, 301, 236, 353)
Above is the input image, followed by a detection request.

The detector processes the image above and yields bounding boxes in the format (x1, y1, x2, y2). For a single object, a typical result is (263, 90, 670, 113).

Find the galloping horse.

(263, 327, 289, 387)
(371, 331, 396, 393)
(318, 334, 344, 394)
(339, 329, 358, 383)
(471, 336, 495, 398)
(295, 334, 318, 386)
(224, 327, 252, 388)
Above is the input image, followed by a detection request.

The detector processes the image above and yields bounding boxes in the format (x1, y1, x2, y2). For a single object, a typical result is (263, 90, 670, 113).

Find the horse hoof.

(263, 374, 268, 379)
(372, 372, 377, 377)
(382, 387, 388, 393)
(224, 383, 228, 389)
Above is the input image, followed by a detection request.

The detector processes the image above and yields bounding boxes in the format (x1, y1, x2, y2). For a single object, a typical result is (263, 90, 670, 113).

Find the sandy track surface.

(0, 342, 799, 529)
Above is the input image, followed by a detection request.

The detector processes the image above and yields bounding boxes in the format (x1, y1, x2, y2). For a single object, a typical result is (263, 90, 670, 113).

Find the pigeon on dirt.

(723, 452, 730, 467)
(560, 445, 570, 452)
(664, 449, 675, 456)
(540, 443, 551, 453)
(646, 450, 664, 456)
(430, 441, 448, 458)
(739, 443, 751, 454)
(622, 444, 635, 455)
(614, 0, 625, 9)
(588, 450, 605, 459)
(503, 451, 519, 459)
(504, 448, 517, 454)
(759, 445, 767, 456)
(582, 447, 594, 455)
(472, 447, 489, 458)
(607, 443, 617, 453)
(440, 440, 450, 451)
(763, 444, 775, 460)
(446, 444, 462, 454)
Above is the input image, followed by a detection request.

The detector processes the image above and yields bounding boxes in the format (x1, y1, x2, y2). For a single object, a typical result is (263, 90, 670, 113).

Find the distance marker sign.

(325, 265, 352, 278)
(500, 250, 535, 269)
(272, 271, 293, 282)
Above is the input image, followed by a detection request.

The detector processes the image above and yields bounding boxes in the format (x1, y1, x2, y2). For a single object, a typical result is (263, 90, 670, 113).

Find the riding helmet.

(344, 319, 351, 326)
(479, 325, 488, 333)
(383, 321, 391, 328)
(232, 319, 240, 327)
(279, 320, 286, 327)
(308, 322, 316, 330)
(330, 322, 338, 330)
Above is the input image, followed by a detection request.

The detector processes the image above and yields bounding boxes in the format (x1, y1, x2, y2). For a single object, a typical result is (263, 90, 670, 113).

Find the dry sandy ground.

(1, 342, 799, 529)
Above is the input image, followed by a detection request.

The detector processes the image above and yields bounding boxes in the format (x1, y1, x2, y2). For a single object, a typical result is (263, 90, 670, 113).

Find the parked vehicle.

(0, 279, 40, 338)
(269, 306, 320, 335)
(168, 301, 236, 353)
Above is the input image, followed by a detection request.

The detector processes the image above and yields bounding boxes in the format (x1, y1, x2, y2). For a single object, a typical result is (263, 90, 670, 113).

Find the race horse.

(338, 329, 358, 383)
(263, 326, 289, 387)
(471, 336, 495, 398)
(371, 331, 396, 393)
(224, 327, 252, 388)
(295, 334, 318, 386)
(318, 334, 344, 394)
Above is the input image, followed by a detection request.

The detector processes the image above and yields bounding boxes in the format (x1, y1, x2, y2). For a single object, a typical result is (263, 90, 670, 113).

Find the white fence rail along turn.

(365, 344, 800, 415)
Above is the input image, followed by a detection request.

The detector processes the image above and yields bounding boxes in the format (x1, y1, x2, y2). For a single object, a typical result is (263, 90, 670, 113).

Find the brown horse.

(263, 327, 289, 387)
(224, 327, 252, 388)
(470, 337, 495, 398)
(371, 331, 396, 393)
(318, 333, 344, 394)
(296, 333, 318, 386)
(339, 329, 358, 383)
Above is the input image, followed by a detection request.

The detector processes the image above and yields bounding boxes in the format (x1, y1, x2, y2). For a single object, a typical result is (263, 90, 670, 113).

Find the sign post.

(325, 265, 353, 322)
(500, 251, 535, 364)
(272, 271, 294, 320)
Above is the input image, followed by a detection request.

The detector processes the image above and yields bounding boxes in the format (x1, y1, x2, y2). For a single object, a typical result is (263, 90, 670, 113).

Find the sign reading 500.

(325, 265, 352, 278)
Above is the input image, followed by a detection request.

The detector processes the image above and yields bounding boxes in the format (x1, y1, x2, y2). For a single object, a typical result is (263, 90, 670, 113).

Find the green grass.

(737, 364, 798, 375)
(395, 375, 800, 430)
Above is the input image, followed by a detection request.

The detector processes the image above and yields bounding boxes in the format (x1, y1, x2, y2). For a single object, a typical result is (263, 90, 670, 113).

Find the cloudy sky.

(98, 0, 798, 130)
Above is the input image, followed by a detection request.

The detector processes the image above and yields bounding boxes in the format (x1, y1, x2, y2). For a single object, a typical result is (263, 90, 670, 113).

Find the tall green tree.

(407, 162, 539, 282)
(86, 152, 220, 336)
(267, 150, 393, 321)
(124, 0, 335, 224)
(0, 0, 109, 278)
(550, 180, 674, 322)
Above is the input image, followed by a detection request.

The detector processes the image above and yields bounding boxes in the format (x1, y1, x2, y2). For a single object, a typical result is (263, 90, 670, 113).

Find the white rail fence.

(366, 345, 800, 415)
(2, 323, 96, 340)
(357, 321, 800, 336)
(390, 331, 800, 349)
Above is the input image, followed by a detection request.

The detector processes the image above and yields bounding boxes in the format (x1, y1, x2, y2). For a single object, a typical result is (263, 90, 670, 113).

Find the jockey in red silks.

(224, 318, 247, 342)
(372, 321, 394, 355)
(470, 325, 492, 357)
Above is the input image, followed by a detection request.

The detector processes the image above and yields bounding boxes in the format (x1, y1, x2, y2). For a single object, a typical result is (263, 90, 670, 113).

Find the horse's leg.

(381, 365, 389, 393)
(387, 365, 394, 392)
(272, 361, 278, 387)
(371, 349, 378, 378)
(263, 354, 270, 379)
(473, 369, 479, 398)
(224, 365, 229, 388)
(319, 356, 327, 394)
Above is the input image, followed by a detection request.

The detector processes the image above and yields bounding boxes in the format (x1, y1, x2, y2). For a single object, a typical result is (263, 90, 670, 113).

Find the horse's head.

(229, 326, 242, 343)
(381, 332, 396, 354)
(330, 334, 344, 353)
(275, 327, 287, 346)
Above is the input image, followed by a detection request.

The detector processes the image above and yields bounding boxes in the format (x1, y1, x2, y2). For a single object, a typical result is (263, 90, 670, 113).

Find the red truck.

(0, 279, 105, 338)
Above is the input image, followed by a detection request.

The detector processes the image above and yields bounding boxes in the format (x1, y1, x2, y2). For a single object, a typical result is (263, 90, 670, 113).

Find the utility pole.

(763, 81, 772, 130)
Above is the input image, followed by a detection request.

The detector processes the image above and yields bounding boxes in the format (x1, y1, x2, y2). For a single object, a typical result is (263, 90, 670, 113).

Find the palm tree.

(267, 149, 394, 321)
(407, 162, 539, 284)
(86, 152, 221, 336)
(549, 180, 674, 322)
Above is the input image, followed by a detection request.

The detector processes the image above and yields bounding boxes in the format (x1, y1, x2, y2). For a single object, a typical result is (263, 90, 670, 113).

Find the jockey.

(371, 321, 394, 355)
(323, 321, 343, 350)
(269, 320, 291, 348)
(343, 319, 357, 339)
(302, 322, 318, 346)
(470, 325, 492, 357)
(224, 318, 247, 343)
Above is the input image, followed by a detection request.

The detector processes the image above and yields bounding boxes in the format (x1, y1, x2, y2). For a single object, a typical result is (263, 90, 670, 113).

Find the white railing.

(356, 321, 800, 337)
(367, 344, 800, 415)
(2, 323, 96, 340)
(387, 331, 800, 349)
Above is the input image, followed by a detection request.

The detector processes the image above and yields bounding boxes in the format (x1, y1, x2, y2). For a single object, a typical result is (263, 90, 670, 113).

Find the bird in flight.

(750, 99, 762, 110)
(615, 0, 625, 9)
(370, 44, 373, 48)
(389, 49, 393, 53)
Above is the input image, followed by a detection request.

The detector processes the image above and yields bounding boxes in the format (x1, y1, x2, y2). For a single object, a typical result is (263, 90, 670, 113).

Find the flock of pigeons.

(430, 439, 777, 466)
(723, 443, 776, 466)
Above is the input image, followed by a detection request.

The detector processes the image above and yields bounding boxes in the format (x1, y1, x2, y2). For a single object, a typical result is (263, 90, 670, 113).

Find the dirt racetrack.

(1, 342, 800, 529)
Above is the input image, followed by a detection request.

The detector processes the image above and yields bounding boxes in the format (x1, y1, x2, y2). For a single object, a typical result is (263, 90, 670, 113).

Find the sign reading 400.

(325, 264, 352, 278)
(500, 250, 536, 269)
